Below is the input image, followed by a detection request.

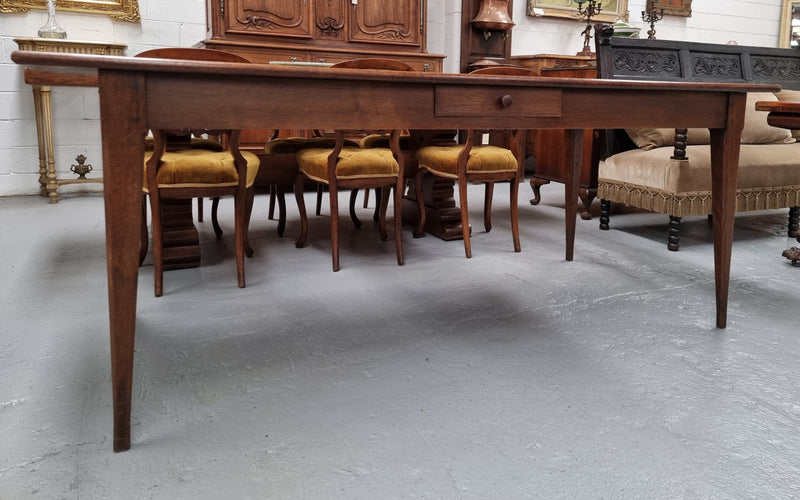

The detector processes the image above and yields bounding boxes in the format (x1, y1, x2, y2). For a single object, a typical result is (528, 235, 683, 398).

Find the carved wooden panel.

(611, 50, 680, 78)
(690, 53, 742, 78)
(315, 0, 346, 40)
(204, 0, 440, 73)
(751, 55, 800, 79)
(348, 0, 422, 47)
(597, 26, 800, 88)
(225, 0, 313, 39)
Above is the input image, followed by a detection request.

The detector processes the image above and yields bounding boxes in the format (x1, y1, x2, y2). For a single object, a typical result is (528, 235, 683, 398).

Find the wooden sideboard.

(532, 65, 598, 220)
(511, 54, 598, 219)
(14, 37, 126, 203)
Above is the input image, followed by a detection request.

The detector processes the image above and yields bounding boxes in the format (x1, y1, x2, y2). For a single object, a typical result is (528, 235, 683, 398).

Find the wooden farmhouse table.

(11, 50, 778, 452)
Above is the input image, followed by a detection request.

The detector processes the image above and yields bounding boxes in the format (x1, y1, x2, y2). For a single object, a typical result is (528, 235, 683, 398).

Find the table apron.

(144, 74, 735, 131)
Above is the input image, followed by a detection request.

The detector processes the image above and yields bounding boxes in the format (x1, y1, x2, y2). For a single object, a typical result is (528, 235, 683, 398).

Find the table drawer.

(435, 86, 562, 117)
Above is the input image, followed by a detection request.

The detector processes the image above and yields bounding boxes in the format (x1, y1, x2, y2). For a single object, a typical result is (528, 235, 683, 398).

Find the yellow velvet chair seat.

(296, 147, 400, 183)
(262, 136, 360, 236)
(143, 149, 260, 191)
(416, 145, 518, 179)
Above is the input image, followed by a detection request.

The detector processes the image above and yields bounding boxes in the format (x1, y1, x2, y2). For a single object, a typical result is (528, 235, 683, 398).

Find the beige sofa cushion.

(624, 128, 710, 150)
(625, 92, 794, 149)
(599, 143, 800, 193)
(741, 92, 794, 144)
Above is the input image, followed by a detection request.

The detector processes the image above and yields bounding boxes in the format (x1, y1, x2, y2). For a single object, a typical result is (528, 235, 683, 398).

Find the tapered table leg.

(98, 71, 147, 452)
(709, 93, 747, 329)
(563, 129, 584, 262)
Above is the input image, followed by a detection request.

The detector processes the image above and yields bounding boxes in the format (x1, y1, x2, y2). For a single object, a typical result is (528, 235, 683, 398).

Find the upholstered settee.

(593, 26, 800, 250)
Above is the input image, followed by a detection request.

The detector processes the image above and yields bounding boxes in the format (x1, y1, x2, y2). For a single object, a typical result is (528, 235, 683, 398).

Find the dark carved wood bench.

(593, 24, 800, 250)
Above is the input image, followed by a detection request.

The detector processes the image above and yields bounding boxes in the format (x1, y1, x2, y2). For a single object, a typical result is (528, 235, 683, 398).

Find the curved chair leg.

(348, 189, 362, 228)
(315, 184, 324, 216)
(275, 185, 287, 237)
(197, 197, 204, 222)
(294, 176, 309, 248)
(329, 183, 341, 272)
(268, 185, 277, 220)
(244, 187, 255, 258)
(372, 187, 381, 223)
(148, 195, 164, 297)
(510, 178, 521, 252)
(484, 182, 494, 233)
(458, 180, 472, 258)
(378, 184, 389, 241)
(350, 188, 382, 222)
(139, 195, 149, 266)
(413, 170, 427, 238)
(233, 191, 246, 289)
(393, 179, 404, 266)
(211, 196, 223, 239)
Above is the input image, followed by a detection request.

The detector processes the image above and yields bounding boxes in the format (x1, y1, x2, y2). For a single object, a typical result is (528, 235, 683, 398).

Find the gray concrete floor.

(1, 183, 799, 499)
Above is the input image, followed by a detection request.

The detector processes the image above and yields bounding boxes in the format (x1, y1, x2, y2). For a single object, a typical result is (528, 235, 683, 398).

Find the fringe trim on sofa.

(597, 180, 800, 217)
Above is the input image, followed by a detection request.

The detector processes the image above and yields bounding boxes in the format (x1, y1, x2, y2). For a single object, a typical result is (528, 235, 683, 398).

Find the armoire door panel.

(204, 0, 442, 68)
(226, 0, 314, 39)
(348, 0, 422, 47)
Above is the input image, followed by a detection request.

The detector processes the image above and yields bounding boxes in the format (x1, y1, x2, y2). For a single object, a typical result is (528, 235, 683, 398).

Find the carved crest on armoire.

(203, 0, 444, 71)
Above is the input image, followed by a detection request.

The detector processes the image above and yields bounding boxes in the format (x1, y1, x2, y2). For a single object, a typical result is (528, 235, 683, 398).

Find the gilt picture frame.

(0, 0, 140, 22)
(527, 0, 629, 23)
(647, 0, 691, 18)
(779, 0, 800, 48)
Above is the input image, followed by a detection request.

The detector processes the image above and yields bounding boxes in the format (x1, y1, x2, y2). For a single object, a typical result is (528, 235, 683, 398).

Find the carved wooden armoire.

(202, 0, 444, 72)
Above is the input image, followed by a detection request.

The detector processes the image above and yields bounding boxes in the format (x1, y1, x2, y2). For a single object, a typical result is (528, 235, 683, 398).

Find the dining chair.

(137, 48, 261, 296)
(292, 58, 414, 271)
(412, 66, 534, 258)
(262, 59, 415, 239)
(262, 130, 361, 236)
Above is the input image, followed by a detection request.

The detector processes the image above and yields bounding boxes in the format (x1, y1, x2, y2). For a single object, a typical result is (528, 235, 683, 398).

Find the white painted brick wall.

(0, 0, 208, 197)
(0, 0, 785, 197)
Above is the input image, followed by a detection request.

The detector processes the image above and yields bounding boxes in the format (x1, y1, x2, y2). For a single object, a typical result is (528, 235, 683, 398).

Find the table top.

(12, 50, 772, 91)
(11, 50, 780, 133)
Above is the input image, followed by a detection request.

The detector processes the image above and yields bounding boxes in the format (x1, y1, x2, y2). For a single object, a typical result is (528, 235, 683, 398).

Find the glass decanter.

(38, 0, 67, 39)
